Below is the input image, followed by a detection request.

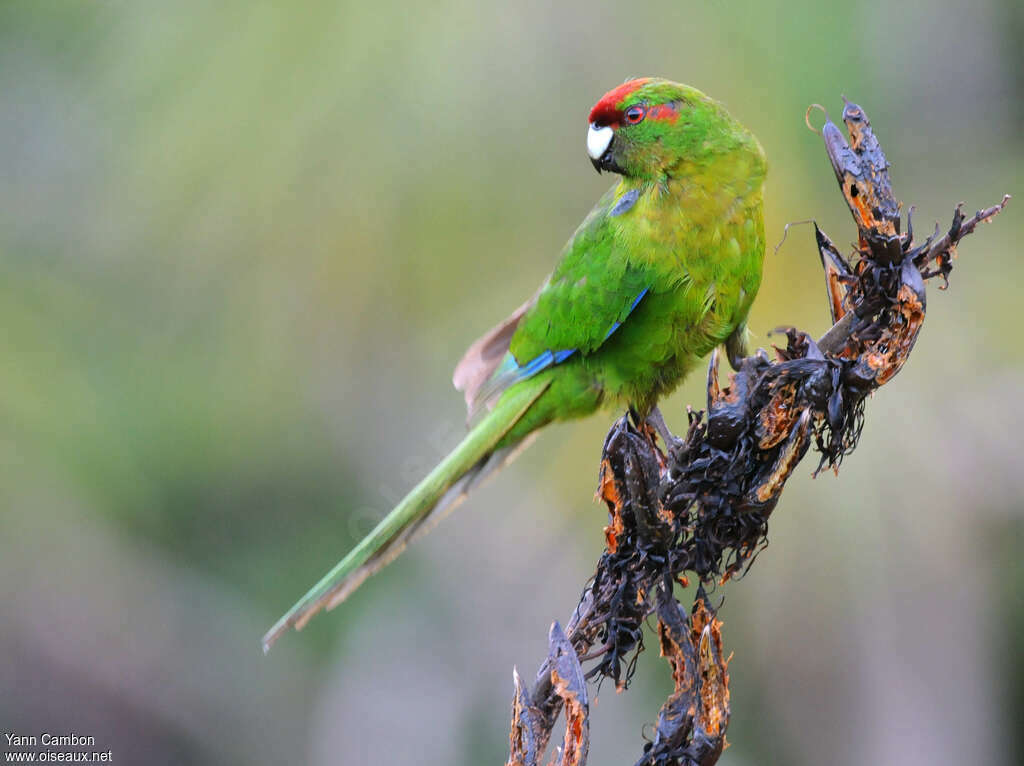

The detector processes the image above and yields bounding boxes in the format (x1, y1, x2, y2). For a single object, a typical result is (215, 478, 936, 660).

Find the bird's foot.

(725, 325, 751, 371)
(645, 406, 686, 456)
(726, 345, 746, 372)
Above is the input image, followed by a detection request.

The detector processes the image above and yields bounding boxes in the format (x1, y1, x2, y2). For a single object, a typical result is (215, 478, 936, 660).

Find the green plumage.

(264, 78, 767, 650)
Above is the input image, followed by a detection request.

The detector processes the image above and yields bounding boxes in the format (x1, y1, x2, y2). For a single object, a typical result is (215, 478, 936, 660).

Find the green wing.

(457, 185, 655, 415)
(508, 189, 652, 365)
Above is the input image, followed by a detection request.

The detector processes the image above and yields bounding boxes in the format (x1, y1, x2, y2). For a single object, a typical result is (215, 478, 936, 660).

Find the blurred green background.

(1, 1, 1021, 764)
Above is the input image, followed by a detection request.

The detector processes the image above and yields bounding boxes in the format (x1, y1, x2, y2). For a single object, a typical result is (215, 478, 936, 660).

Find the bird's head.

(587, 78, 762, 183)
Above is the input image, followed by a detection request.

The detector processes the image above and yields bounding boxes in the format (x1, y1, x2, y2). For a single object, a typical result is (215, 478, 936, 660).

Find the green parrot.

(263, 78, 767, 651)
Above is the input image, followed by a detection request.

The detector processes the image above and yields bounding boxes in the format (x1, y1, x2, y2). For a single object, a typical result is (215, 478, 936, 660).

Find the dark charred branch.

(503, 101, 1008, 766)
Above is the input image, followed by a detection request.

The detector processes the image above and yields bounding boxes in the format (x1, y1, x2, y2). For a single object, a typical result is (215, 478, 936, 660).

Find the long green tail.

(261, 379, 550, 651)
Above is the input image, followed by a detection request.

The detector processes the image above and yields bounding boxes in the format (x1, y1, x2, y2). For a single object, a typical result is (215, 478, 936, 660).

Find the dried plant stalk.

(503, 100, 1009, 766)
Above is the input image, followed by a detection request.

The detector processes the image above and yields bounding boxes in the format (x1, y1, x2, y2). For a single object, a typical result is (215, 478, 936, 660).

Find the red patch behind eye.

(588, 78, 651, 126)
(647, 103, 679, 122)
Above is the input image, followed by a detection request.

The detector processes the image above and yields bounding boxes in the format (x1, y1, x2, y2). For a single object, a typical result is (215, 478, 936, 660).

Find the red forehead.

(588, 78, 651, 125)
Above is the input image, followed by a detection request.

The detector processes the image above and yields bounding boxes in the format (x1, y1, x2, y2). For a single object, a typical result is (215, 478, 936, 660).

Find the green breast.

(582, 178, 766, 412)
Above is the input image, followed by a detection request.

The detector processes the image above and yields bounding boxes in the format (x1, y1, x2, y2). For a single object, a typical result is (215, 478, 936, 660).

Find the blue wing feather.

(470, 287, 649, 416)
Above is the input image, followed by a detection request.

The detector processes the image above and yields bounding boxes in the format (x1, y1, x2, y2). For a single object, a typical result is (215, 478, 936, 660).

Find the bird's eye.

(624, 105, 645, 125)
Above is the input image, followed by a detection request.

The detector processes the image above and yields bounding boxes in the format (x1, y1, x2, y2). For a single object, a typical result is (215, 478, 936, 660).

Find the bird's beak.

(587, 123, 614, 174)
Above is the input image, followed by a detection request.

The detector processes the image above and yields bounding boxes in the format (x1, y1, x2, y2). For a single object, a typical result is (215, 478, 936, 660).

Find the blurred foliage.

(0, 1, 1020, 765)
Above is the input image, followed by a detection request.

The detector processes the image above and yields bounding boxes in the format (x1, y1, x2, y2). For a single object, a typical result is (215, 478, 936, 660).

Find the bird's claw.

(646, 406, 686, 457)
